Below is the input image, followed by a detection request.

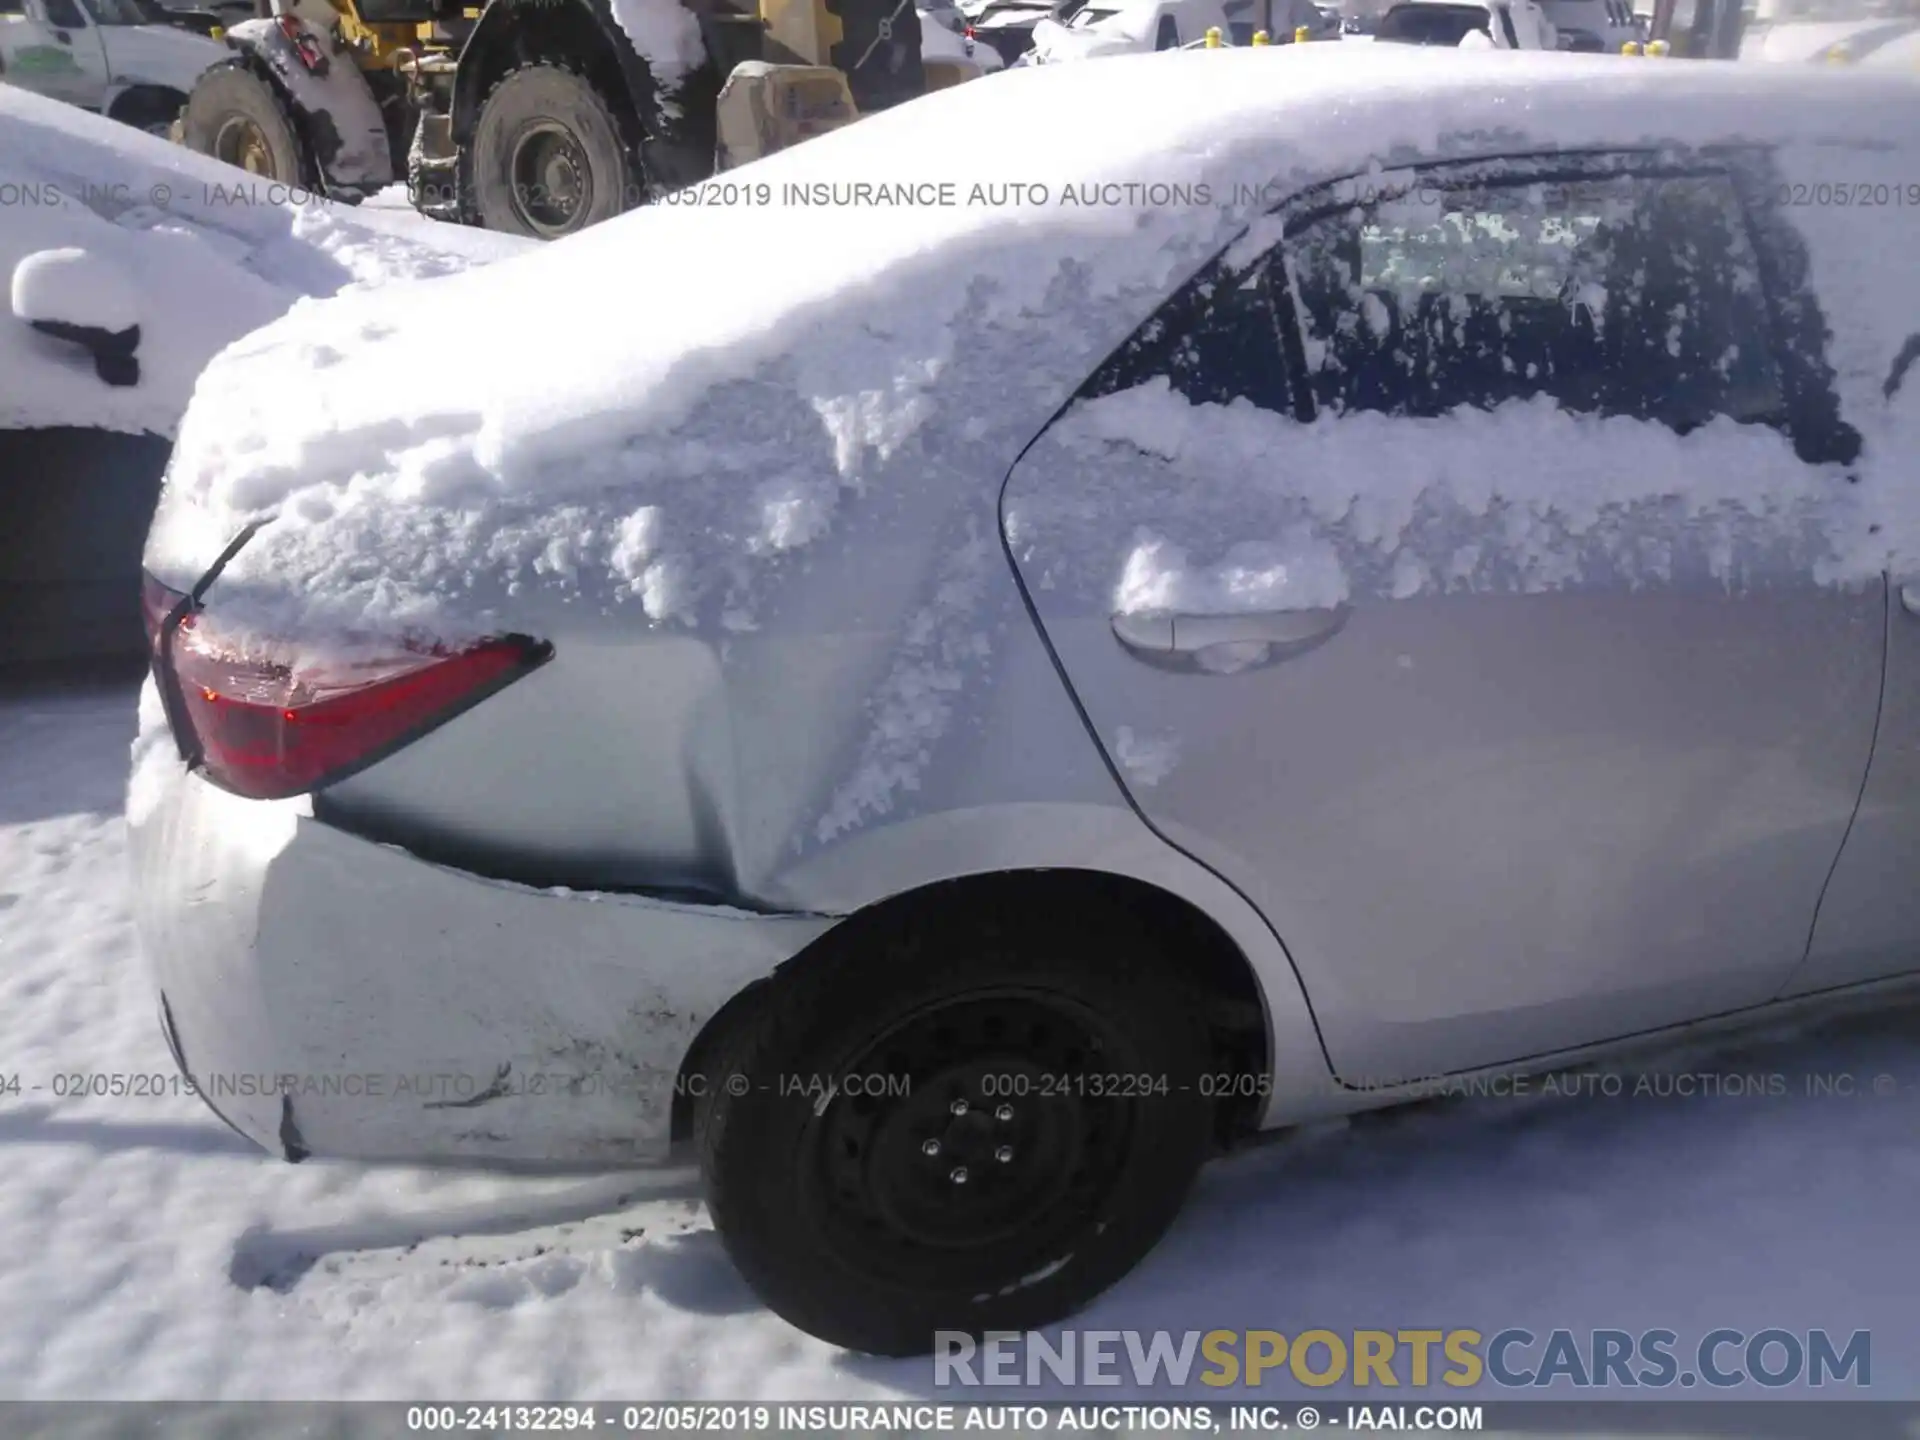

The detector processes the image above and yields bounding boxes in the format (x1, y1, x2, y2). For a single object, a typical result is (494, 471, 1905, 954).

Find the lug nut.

(921, 1139, 941, 1156)
(995, 1145, 1014, 1163)
(995, 1104, 1014, 1122)
(950, 1099, 970, 1116)
(950, 1166, 969, 1184)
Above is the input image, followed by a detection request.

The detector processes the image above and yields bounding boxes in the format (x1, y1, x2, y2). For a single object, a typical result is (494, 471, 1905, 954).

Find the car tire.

(467, 63, 635, 239)
(697, 903, 1216, 1355)
(177, 64, 308, 184)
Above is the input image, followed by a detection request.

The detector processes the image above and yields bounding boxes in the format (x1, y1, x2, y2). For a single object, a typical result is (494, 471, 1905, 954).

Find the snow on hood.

(0, 86, 530, 439)
(152, 50, 1920, 639)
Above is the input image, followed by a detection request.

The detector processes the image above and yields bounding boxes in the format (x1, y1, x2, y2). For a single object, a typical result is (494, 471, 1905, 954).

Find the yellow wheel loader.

(173, 0, 986, 236)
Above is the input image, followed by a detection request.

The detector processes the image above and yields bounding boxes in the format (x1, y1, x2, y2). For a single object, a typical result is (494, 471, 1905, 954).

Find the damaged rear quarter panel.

(249, 839, 835, 1162)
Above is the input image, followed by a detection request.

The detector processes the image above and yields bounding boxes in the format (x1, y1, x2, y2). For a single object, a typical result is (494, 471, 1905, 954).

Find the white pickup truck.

(0, 0, 227, 134)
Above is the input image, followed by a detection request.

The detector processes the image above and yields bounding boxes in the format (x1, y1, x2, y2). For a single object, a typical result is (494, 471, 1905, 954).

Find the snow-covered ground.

(4, 679, 1919, 1403)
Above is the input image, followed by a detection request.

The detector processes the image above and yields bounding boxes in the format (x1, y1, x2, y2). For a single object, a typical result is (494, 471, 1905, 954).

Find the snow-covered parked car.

(0, 0, 229, 134)
(0, 84, 526, 674)
(1739, 0, 1919, 60)
(132, 46, 1920, 1355)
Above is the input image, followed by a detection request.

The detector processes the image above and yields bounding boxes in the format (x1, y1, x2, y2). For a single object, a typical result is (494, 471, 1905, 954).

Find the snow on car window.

(1361, 208, 1607, 301)
(1005, 159, 1855, 631)
(1291, 170, 1783, 434)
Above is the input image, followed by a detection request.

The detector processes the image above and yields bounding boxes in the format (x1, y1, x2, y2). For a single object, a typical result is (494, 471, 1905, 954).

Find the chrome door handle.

(1111, 606, 1349, 661)
(1901, 583, 1920, 616)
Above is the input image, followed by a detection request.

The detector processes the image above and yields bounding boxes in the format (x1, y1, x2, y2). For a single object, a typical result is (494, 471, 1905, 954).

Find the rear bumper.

(129, 762, 835, 1167)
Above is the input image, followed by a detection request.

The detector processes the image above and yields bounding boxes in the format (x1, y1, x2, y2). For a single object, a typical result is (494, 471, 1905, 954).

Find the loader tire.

(468, 64, 636, 240)
(177, 64, 308, 185)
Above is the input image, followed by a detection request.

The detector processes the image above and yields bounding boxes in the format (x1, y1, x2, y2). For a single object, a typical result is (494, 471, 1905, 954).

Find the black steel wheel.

(697, 902, 1217, 1355)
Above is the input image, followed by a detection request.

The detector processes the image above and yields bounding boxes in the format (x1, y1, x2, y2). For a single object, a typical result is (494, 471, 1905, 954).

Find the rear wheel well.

(673, 869, 1271, 1149)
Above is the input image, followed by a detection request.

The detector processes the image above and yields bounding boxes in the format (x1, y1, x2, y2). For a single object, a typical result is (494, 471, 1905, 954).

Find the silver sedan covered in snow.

(131, 47, 1920, 1353)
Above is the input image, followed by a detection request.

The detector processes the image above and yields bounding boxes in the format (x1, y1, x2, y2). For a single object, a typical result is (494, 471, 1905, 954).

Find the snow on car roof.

(0, 86, 530, 438)
(152, 48, 1918, 634)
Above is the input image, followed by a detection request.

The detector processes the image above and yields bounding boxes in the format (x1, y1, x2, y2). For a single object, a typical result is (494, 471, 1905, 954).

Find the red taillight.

(142, 570, 548, 801)
(965, 23, 976, 35)
(276, 13, 327, 71)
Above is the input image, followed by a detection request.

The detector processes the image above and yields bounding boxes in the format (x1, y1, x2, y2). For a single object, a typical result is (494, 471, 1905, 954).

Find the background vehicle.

(0, 84, 522, 676)
(132, 0, 238, 39)
(959, 0, 1085, 64)
(1023, 0, 1326, 61)
(1, 0, 227, 132)
(170, 0, 994, 237)
(1365, 0, 1554, 43)
(1645, 0, 1747, 50)
(1541, 0, 1640, 44)
(920, 0, 1008, 69)
(1734, 0, 1919, 59)
(1366, 0, 1639, 46)
(130, 49, 1920, 1355)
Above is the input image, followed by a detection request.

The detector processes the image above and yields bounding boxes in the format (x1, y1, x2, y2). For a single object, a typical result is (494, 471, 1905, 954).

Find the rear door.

(1001, 152, 1881, 1083)
(1780, 140, 1920, 996)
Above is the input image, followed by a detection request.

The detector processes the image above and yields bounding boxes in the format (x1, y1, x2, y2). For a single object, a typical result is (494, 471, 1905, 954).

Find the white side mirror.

(11, 247, 144, 387)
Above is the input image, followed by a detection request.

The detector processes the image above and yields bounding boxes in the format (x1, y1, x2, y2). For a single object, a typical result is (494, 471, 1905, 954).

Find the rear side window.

(1285, 169, 1786, 435)
(1082, 257, 1296, 417)
(42, 0, 87, 22)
